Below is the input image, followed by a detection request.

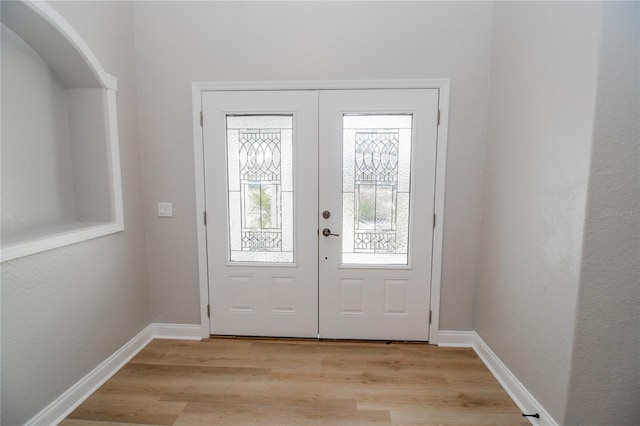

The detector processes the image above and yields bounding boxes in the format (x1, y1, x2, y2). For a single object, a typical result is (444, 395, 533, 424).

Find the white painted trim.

(428, 81, 450, 344)
(106, 89, 125, 231)
(438, 331, 558, 426)
(473, 334, 558, 426)
(104, 73, 118, 92)
(437, 330, 476, 347)
(192, 85, 212, 338)
(0, 1, 123, 263)
(152, 323, 203, 340)
(1, 223, 124, 262)
(193, 79, 451, 92)
(192, 79, 450, 343)
(24, 323, 202, 426)
(21, 0, 114, 89)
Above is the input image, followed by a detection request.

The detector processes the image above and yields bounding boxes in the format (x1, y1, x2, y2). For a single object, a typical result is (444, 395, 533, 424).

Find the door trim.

(192, 80, 450, 344)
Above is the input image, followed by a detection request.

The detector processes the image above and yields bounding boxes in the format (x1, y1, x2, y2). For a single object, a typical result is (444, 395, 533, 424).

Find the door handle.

(322, 228, 340, 237)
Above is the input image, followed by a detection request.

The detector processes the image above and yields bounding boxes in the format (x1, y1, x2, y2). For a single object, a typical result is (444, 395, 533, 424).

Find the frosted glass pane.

(398, 129, 412, 192)
(341, 114, 413, 265)
(228, 115, 292, 129)
(281, 129, 293, 192)
(281, 191, 294, 252)
(231, 251, 293, 263)
(226, 115, 294, 264)
(395, 193, 410, 254)
(342, 129, 356, 192)
(228, 193, 242, 252)
(344, 115, 412, 129)
(227, 130, 241, 191)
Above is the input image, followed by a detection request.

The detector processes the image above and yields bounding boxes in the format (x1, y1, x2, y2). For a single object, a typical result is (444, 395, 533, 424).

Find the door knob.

(322, 228, 340, 237)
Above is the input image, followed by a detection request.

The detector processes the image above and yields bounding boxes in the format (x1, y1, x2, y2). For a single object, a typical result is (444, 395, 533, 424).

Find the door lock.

(322, 228, 340, 237)
(322, 210, 331, 219)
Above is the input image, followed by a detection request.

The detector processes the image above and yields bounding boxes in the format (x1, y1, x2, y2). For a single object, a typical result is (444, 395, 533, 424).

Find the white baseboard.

(472, 334, 557, 426)
(152, 322, 203, 340)
(439, 330, 558, 426)
(25, 323, 203, 426)
(437, 330, 476, 347)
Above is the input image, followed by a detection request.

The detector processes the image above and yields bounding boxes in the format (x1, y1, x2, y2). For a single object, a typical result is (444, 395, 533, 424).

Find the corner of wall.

(474, 1, 604, 422)
(564, 2, 640, 424)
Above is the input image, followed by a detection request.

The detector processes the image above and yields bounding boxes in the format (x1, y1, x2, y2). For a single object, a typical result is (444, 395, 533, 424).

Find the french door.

(203, 90, 318, 338)
(202, 88, 438, 341)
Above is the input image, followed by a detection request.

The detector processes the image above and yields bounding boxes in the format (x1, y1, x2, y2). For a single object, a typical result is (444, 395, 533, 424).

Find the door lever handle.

(322, 228, 340, 237)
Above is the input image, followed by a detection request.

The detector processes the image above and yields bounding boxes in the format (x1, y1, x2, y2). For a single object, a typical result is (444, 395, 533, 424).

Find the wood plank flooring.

(62, 338, 529, 426)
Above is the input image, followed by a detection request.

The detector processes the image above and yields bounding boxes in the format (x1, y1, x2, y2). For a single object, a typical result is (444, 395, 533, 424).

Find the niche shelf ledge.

(1, 0, 123, 262)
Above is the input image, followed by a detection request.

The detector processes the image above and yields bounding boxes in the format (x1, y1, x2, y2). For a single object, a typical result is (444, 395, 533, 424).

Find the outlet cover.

(158, 202, 173, 217)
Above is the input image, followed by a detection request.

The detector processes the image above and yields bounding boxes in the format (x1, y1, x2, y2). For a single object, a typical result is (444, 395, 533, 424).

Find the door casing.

(192, 79, 450, 344)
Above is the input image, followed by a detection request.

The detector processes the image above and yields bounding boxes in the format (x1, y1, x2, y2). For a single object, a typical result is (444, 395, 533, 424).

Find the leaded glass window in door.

(342, 115, 413, 265)
(226, 115, 294, 263)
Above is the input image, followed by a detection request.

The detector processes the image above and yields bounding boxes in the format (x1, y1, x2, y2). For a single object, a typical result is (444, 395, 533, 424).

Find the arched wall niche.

(1, 0, 124, 262)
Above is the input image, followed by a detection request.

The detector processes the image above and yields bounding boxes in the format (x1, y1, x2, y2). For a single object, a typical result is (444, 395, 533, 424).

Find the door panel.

(318, 89, 438, 341)
(202, 90, 318, 337)
(203, 88, 438, 341)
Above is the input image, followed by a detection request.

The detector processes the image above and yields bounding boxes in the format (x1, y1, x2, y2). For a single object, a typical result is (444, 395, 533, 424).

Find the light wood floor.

(61, 338, 529, 426)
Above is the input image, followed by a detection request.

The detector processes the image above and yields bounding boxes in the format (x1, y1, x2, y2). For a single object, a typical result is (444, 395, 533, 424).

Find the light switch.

(158, 202, 173, 217)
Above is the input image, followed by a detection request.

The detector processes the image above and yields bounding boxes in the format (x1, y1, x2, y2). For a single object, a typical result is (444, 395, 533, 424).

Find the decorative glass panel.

(342, 115, 413, 265)
(226, 115, 293, 263)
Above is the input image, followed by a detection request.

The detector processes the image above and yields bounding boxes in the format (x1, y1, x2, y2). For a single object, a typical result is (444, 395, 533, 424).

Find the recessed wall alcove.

(1, 0, 123, 262)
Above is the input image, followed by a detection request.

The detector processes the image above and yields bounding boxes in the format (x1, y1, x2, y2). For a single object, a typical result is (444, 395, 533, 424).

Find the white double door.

(202, 88, 438, 341)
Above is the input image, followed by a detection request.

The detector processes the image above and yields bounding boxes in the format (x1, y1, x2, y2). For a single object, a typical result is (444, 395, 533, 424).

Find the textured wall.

(564, 2, 640, 424)
(133, 0, 493, 329)
(475, 2, 602, 422)
(0, 2, 150, 425)
(2, 2, 637, 424)
(1, 24, 76, 233)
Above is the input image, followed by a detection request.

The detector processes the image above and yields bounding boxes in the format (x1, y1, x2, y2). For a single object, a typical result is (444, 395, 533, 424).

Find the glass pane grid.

(342, 115, 413, 265)
(227, 116, 294, 263)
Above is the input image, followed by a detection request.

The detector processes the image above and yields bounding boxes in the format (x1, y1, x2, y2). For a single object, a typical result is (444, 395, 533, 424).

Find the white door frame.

(191, 79, 450, 344)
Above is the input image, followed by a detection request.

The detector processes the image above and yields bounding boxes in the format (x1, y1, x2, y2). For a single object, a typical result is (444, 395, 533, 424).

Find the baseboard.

(472, 333, 558, 426)
(439, 330, 557, 425)
(151, 322, 203, 340)
(25, 324, 155, 426)
(25, 323, 202, 426)
(437, 330, 476, 347)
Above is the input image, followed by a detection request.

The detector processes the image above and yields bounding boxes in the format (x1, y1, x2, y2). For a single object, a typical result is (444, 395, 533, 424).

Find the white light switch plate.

(158, 202, 173, 217)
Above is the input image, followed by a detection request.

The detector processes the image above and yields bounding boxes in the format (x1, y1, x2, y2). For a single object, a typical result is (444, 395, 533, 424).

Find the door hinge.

(204, 211, 207, 225)
(207, 304, 210, 318)
(429, 310, 432, 324)
(437, 109, 441, 126)
(200, 111, 203, 127)
(433, 213, 436, 229)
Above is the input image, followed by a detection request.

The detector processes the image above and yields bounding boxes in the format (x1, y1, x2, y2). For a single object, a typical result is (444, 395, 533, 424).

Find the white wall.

(564, 2, 640, 424)
(1, 23, 76, 234)
(475, 2, 603, 422)
(133, 0, 493, 328)
(0, 2, 150, 425)
(67, 88, 112, 223)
